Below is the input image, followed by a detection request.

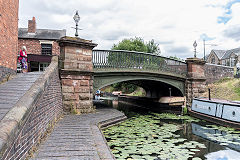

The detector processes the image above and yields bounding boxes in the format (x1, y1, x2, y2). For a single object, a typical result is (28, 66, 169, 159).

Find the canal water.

(95, 97, 240, 160)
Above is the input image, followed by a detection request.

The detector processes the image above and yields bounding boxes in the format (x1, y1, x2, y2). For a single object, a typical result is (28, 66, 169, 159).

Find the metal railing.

(93, 49, 187, 76)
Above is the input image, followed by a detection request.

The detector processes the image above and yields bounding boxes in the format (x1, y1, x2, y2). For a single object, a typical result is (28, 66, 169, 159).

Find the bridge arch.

(93, 71, 185, 97)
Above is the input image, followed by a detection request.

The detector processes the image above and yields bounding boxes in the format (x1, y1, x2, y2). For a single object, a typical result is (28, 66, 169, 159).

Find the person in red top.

(18, 46, 28, 72)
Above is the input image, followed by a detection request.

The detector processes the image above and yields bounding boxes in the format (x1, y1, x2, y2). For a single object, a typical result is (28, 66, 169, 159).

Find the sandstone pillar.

(185, 58, 206, 107)
(58, 36, 97, 113)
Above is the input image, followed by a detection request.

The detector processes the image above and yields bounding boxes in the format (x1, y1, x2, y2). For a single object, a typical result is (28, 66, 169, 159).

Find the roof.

(18, 28, 66, 40)
(221, 47, 240, 59)
(211, 50, 226, 59)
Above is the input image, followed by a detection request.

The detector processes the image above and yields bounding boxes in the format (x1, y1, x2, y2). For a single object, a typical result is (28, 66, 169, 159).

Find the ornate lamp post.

(193, 40, 197, 58)
(73, 11, 80, 37)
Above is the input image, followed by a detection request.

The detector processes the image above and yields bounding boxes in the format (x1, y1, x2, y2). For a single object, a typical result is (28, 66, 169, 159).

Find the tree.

(109, 37, 162, 67)
(146, 39, 161, 55)
(112, 37, 147, 52)
(112, 82, 137, 94)
(112, 37, 160, 54)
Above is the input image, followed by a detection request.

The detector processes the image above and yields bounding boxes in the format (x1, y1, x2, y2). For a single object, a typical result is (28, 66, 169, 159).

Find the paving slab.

(31, 108, 127, 160)
(0, 72, 42, 120)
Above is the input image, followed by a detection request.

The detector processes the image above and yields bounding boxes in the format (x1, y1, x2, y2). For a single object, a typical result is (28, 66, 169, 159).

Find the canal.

(94, 97, 240, 160)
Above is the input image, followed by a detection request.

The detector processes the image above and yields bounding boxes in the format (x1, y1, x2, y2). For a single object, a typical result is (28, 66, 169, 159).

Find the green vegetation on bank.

(126, 87, 146, 97)
(101, 86, 115, 93)
(102, 85, 146, 96)
(202, 78, 240, 100)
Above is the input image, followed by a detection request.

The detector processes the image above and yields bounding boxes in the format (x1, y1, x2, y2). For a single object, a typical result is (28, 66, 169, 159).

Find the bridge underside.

(93, 71, 186, 98)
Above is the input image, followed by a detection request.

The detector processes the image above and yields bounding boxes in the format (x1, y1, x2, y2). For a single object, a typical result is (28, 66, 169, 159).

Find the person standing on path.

(18, 46, 28, 73)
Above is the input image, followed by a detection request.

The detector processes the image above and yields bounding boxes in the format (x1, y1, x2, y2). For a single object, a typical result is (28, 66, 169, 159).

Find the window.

(226, 60, 230, 66)
(39, 63, 50, 71)
(41, 44, 52, 55)
(211, 56, 215, 64)
(222, 60, 226, 66)
(29, 62, 50, 72)
(230, 56, 235, 67)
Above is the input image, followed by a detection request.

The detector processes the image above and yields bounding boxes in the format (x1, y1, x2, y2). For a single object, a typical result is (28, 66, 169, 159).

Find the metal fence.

(93, 49, 187, 76)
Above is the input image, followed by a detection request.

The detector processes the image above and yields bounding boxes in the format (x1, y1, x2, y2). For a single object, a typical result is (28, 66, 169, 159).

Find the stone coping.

(58, 36, 98, 49)
(205, 63, 234, 69)
(185, 58, 206, 65)
(0, 56, 59, 157)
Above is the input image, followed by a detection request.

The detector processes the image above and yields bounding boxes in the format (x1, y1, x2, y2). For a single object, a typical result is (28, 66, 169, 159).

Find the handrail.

(93, 49, 186, 63)
(92, 49, 187, 76)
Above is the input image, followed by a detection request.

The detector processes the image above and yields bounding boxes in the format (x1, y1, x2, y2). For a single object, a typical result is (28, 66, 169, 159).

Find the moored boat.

(189, 98, 240, 129)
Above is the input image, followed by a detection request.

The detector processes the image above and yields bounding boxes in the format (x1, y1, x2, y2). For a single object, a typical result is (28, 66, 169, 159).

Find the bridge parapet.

(93, 50, 187, 77)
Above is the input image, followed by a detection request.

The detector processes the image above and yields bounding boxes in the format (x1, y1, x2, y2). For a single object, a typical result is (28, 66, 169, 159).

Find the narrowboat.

(189, 98, 240, 129)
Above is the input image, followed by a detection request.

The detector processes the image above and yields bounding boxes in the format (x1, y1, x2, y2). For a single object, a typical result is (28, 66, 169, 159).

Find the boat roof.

(194, 98, 240, 106)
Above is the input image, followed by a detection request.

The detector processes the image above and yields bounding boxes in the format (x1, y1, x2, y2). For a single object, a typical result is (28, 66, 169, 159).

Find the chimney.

(28, 17, 36, 33)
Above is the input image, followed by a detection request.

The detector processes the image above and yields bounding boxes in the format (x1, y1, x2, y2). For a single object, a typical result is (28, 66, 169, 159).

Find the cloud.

(200, 33, 216, 41)
(156, 40, 174, 45)
(18, 0, 240, 59)
(224, 25, 240, 41)
(164, 46, 191, 58)
(101, 30, 131, 41)
(166, 46, 190, 53)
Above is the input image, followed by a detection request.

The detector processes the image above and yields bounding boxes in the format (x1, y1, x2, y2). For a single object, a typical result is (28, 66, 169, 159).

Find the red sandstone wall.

(0, 0, 19, 70)
(18, 39, 61, 55)
(204, 63, 234, 84)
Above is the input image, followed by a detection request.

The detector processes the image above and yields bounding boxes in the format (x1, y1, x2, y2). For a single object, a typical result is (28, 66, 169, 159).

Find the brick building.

(18, 17, 66, 72)
(206, 48, 240, 67)
(0, 0, 19, 82)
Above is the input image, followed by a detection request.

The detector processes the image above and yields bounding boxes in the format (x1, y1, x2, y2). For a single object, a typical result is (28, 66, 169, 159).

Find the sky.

(19, 0, 240, 59)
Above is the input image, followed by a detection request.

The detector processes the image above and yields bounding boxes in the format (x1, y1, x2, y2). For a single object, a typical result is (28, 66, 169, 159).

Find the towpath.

(0, 72, 42, 120)
(31, 108, 126, 160)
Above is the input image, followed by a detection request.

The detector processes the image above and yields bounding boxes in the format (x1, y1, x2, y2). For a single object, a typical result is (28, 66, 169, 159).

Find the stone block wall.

(58, 37, 97, 113)
(185, 79, 206, 105)
(0, 0, 19, 82)
(18, 39, 61, 55)
(185, 58, 206, 106)
(204, 63, 234, 84)
(0, 57, 63, 160)
(61, 74, 93, 113)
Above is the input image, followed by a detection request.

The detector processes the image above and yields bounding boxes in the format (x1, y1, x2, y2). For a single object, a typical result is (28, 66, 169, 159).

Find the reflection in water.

(205, 149, 240, 160)
(192, 123, 240, 152)
(112, 100, 118, 109)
